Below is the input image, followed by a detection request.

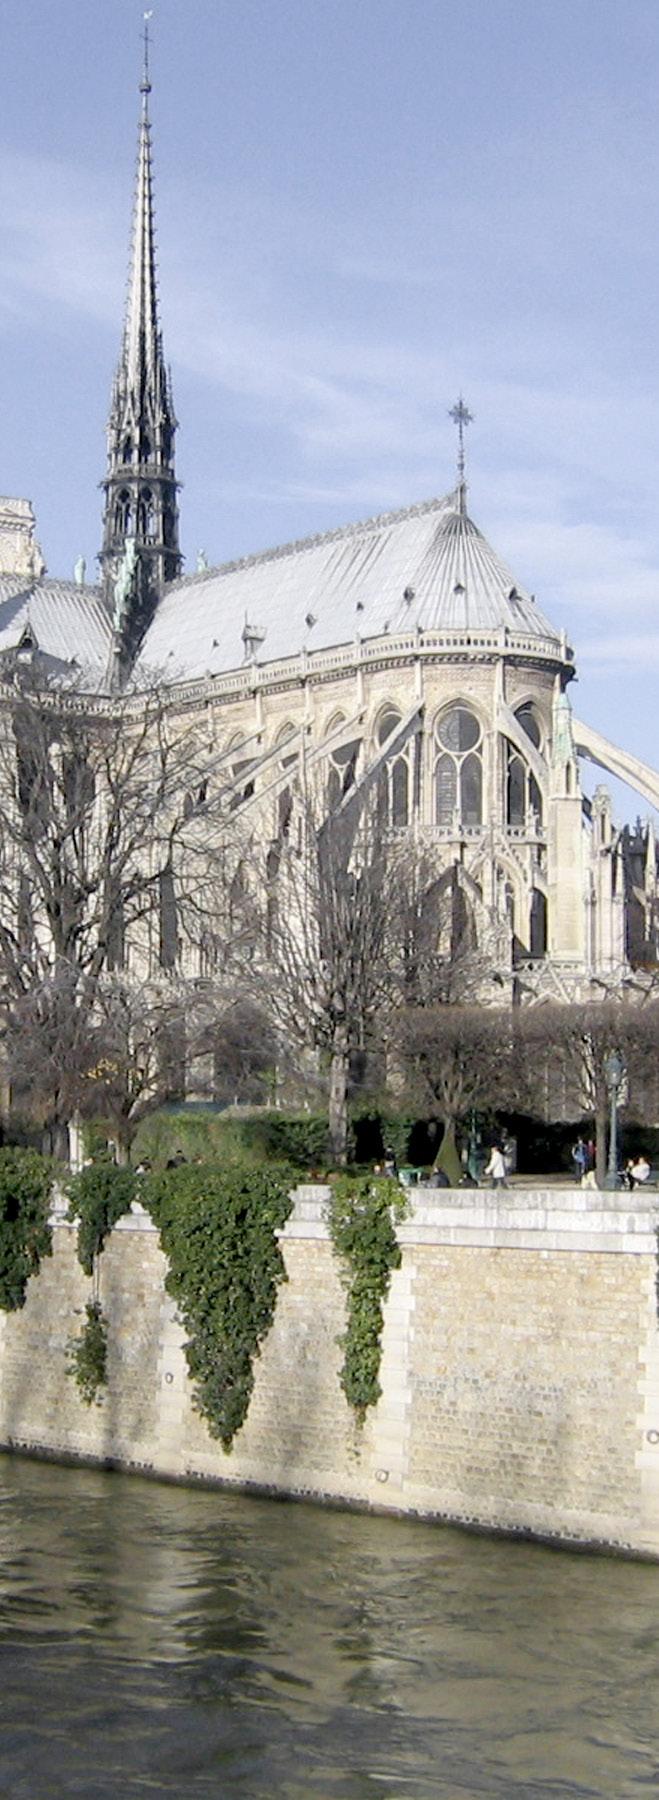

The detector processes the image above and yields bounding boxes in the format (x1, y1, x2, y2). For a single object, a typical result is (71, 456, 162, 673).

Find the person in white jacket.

(484, 1145, 508, 1189)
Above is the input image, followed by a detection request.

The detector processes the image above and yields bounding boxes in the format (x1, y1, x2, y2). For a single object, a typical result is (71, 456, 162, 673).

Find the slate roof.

(0, 576, 112, 678)
(0, 490, 563, 693)
(137, 490, 562, 684)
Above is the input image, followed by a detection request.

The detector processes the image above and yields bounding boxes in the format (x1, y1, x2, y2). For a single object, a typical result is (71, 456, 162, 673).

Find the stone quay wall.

(0, 1184, 658, 1556)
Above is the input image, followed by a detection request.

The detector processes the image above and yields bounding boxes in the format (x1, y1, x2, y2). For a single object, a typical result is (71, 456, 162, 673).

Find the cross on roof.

(141, 10, 153, 95)
(448, 396, 474, 491)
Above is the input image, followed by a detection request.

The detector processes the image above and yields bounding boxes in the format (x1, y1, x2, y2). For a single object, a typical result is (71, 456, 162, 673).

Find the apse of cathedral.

(0, 42, 658, 1004)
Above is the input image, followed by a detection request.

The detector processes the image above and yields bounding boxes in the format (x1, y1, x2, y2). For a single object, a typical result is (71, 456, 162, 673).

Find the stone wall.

(0, 1184, 658, 1556)
(0, 496, 45, 577)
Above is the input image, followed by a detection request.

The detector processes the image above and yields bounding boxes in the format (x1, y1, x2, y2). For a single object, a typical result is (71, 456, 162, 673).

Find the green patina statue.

(113, 537, 138, 631)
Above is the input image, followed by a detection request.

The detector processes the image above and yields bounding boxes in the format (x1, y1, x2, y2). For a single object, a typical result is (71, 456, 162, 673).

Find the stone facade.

(146, 611, 659, 1010)
(0, 496, 45, 579)
(1, 1184, 658, 1557)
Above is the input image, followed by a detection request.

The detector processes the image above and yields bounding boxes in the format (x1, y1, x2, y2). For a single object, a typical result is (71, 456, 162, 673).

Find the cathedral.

(1, 46, 658, 1006)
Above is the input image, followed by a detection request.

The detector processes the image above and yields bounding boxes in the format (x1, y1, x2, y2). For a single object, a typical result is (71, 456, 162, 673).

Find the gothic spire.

(100, 22, 181, 662)
(122, 27, 159, 414)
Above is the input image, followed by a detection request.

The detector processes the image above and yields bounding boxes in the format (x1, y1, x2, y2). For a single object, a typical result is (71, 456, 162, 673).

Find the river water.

(1, 1458, 658, 1799)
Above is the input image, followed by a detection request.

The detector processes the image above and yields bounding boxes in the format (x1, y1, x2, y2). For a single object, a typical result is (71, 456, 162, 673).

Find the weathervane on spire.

(141, 10, 154, 96)
(448, 396, 474, 494)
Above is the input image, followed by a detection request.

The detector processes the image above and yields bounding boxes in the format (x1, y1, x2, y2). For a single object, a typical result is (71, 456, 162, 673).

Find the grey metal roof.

(0, 576, 113, 676)
(138, 490, 562, 684)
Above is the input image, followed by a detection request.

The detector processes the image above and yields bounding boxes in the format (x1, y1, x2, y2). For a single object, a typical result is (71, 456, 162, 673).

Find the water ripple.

(0, 1456, 658, 1797)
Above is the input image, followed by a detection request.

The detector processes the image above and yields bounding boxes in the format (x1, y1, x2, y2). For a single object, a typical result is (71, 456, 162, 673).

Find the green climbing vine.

(327, 1174, 407, 1420)
(65, 1161, 136, 1404)
(67, 1161, 137, 1276)
(0, 1148, 53, 1311)
(145, 1161, 293, 1450)
(67, 1300, 108, 1405)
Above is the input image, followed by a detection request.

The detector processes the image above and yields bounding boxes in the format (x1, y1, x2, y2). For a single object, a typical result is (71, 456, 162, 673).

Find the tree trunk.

(328, 1036, 349, 1166)
(44, 1119, 70, 1163)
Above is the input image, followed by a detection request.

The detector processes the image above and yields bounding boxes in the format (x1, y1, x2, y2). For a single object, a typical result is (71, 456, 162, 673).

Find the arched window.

(159, 865, 178, 971)
(325, 714, 361, 811)
(461, 753, 482, 826)
(516, 703, 541, 749)
(506, 704, 544, 828)
(507, 752, 526, 827)
(377, 706, 401, 743)
(227, 735, 256, 812)
(274, 722, 298, 833)
(391, 758, 409, 828)
(375, 707, 410, 828)
(530, 888, 547, 958)
(137, 489, 156, 541)
(276, 722, 297, 765)
(278, 787, 293, 837)
(114, 490, 132, 536)
(434, 706, 483, 827)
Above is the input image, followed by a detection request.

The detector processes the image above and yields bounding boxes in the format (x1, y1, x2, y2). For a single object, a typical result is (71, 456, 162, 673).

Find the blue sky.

(1, 0, 659, 819)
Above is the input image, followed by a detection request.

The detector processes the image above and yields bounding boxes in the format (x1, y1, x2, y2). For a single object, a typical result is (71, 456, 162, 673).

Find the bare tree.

(393, 857, 509, 1007)
(194, 998, 281, 1107)
(3, 964, 98, 1158)
(225, 763, 513, 1161)
(514, 1001, 659, 1183)
(76, 975, 189, 1163)
(398, 1004, 514, 1156)
(232, 791, 412, 1162)
(0, 666, 242, 1153)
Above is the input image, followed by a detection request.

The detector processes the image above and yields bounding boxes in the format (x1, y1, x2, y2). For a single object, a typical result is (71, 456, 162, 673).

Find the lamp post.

(604, 1050, 624, 1190)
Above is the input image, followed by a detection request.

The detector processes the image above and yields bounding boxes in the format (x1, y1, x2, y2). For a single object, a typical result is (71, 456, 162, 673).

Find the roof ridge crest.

(166, 490, 458, 592)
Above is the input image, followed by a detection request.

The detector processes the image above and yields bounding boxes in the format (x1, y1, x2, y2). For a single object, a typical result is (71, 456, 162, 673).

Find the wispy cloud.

(3, 141, 659, 683)
(0, 152, 123, 330)
(579, 631, 659, 670)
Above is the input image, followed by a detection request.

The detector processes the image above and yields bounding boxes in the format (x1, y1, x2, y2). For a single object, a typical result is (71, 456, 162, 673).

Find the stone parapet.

(283, 1183, 658, 1256)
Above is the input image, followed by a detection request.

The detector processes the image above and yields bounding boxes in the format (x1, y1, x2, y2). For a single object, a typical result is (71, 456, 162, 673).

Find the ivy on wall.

(65, 1161, 137, 1405)
(67, 1300, 108, 1405)
(0, 1148, 53, 1312)
(67, 1162, 137, 1276)
(327, 1175, 407, 1420)
(145, 1162, 293, 1450)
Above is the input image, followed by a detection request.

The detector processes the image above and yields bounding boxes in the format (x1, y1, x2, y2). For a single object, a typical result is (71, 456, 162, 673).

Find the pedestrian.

(571, 1137, 587, 1181)
(484, 1144, 508, 1189)
(629, 1154, 651, 1190)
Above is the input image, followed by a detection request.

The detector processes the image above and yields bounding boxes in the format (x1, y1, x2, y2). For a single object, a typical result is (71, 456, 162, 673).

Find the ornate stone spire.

(100, 19, 181, 652)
